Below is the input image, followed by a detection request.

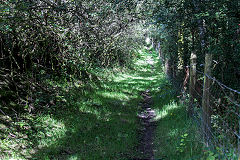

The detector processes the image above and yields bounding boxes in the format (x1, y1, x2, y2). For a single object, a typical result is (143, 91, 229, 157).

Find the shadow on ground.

(30, 52, 168, 160)
(1, 51, 182, 160)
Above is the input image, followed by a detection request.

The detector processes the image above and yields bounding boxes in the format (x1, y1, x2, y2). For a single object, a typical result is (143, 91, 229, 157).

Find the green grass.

(0, 49, 162, 159)
(0, 49, 203, 159)
(151, 77, 204, 159)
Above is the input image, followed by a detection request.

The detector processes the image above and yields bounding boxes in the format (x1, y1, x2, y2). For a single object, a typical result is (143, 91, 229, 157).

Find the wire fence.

(188, 68, 240, 159)
(153, 43, 240, 158)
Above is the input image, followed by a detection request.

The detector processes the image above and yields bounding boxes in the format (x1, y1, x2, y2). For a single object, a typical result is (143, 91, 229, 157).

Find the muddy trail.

(134, 89, 157, 160)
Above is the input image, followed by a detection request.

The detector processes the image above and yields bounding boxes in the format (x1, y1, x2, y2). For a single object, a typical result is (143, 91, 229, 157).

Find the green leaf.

(206, 155, 215, 160)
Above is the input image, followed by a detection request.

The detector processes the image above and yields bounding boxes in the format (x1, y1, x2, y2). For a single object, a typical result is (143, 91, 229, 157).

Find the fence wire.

(188, 69, 240, 159)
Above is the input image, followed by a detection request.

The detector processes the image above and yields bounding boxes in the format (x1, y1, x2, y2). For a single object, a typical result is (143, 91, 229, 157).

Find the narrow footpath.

(131, 54, 158, 160)
(137, 89, 156, 160)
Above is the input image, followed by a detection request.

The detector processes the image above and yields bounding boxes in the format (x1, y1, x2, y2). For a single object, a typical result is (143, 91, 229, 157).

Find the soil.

(135, 89, 157, 160)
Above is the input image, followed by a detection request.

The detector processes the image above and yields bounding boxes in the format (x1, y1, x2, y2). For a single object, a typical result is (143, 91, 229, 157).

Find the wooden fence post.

(202, 53, 212, 145)
(188, 52, 197, 116)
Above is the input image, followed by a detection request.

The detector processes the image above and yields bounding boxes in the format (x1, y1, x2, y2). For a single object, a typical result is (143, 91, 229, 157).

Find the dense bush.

(0, 0, 147, 113)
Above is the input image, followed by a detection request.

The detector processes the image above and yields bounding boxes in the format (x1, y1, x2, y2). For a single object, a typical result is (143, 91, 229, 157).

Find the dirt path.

(136, 89, 157, 160)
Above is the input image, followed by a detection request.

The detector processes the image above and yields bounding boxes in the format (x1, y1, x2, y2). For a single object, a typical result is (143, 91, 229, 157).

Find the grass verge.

(0, 49, 163, 159)
(151, 74, 204, 159)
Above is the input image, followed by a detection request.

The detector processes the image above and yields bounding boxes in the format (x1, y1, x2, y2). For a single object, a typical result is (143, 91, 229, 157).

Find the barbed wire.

(186, 67, 240, 158)
(196, 69, 240, 95)
(157, 52, 240, 158)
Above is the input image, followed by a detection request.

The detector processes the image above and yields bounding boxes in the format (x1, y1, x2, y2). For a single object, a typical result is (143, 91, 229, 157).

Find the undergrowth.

(0, 49, 157, 159)
(1, 49, 205, 159)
